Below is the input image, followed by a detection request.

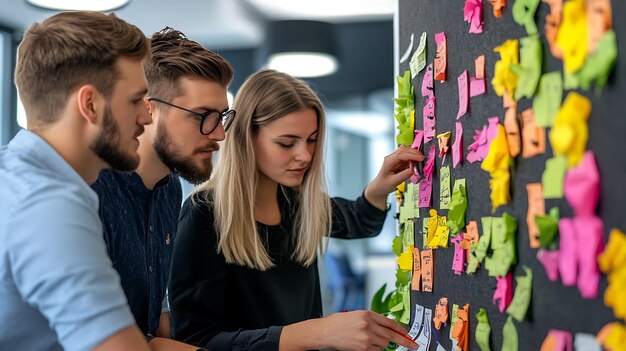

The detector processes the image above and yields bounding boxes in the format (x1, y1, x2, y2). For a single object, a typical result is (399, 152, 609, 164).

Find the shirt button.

(149, 225, 153, 231)
(149, 265, 153, 272)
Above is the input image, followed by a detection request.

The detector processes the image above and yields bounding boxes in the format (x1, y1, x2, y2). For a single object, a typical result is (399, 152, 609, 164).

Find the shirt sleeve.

(169, 196, 283, 351)
(8, 191, 135, 351)
(330, 191, 389, 239)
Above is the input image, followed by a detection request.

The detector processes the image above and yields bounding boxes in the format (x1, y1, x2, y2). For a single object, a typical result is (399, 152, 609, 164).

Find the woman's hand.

(365, 145, 425, 210)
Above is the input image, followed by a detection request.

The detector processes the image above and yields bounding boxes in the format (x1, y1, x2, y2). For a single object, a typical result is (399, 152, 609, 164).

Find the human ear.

(76, 85, 101, 125)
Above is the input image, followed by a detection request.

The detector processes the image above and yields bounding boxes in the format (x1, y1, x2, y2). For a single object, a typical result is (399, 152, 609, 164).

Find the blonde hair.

(15, 11, 149, 128)
(195, 70, 332, 271)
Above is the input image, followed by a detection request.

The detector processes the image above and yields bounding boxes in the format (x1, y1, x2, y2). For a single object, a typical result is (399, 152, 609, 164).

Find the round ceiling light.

(267, 52, 339, 78)
(26, 0, 131, 12)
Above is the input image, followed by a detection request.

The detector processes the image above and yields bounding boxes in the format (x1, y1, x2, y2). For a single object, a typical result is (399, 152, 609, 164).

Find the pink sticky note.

(543, 330, 573, 351)
(558, 218, 578, 287)
(493, 273, 513, 313)
(418, 174, 433, 208)
(457, 70, 469, 119)
(423, 98, 437, 143)
(419, 146, 436, 208)
(466, 117, 499, 163)
(464, 0, 484, 34)
(575, 216, 604, 299)
(537, 249, 560, 282)
(422, 63, 434, 98)
(411, 130, 425, 150)
(453, 122, 463, 168)
(564, 151, 600, 217)
(470, 77, 486, 97)
(451, 235, 465, 275)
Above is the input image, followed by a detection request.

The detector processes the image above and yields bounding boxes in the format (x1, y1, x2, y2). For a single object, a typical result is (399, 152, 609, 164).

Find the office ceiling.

(0, 0, 394, 105)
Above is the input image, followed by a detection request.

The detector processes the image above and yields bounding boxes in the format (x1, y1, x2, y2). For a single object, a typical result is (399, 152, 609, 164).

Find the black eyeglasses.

(147, 97, 236, 135)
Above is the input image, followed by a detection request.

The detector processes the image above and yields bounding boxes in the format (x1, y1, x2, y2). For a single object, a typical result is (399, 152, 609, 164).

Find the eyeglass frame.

(147, 97, 236, 135)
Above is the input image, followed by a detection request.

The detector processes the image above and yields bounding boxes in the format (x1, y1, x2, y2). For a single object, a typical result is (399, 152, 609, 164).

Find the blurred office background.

(0, 0, 399, 314)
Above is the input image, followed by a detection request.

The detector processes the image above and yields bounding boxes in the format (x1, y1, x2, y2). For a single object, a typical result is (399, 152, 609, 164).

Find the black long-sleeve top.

(168, 187, 388, 351)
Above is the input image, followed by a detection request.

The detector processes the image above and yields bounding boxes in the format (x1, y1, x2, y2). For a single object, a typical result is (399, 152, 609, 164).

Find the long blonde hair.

(195, 70, 332, 271)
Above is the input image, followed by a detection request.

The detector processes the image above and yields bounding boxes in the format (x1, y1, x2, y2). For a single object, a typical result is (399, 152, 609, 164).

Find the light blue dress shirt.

(0, 130, 135, 350)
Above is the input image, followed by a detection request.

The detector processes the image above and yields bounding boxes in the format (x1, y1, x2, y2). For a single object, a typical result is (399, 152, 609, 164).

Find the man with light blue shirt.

(0, 11, 157, 351)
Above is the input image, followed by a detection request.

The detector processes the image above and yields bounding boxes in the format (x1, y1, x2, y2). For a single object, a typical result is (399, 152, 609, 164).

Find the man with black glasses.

(92, 27, 234, 341)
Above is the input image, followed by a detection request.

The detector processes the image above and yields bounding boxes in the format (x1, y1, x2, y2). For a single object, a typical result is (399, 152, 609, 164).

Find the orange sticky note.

(434, 32, 447, 82)
(452, 304, 470, 351)
(489, 0, 507, 18)
(412, 246, 422, 291)
(521, 108, 546, 158)
(433, 297, 449, 330)
(460, 221, 480, 250)
(504, 106, 521, 158)
(586, 0, 612, 54)
(421, 249, 434, 292)
(475, 55, 485, 79)
(543, 0, 563, 58)
(526, 183, 545, 248)
(503, 90, 516, 108)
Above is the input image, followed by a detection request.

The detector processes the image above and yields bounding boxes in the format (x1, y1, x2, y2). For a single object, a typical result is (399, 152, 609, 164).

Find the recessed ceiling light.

(26, 0, 131, 12)
(247, 0, 394, 19)
(267, 52, 339, 78)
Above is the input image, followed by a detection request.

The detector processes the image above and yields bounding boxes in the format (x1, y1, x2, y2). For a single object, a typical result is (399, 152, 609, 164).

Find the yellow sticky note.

(398, 245, 414, 272)
(556, 0, 588, 73)
(481, 124, 511, 212)
(492, 39, 519, 99)
(549, 92, 591, 167)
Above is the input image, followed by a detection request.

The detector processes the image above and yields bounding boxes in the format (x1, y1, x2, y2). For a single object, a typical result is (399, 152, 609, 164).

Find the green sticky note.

(422, 218, 429, 249)
(399, 284, 411, 324)
(506, 266, 533, 321)
(475, 217, 493, 262)
(396, 268, 411, 286)
(410, 32, 427, 79)
(512, 0, 540, 35)
(536, 207, 560, 248)
(510, 35, 542, 100)
(397, 124, 415, 146)
(403, 220, 414, 250)
(533, 72, 562, 127)
(502, 316, 519, 351)
(405, 182, 420, 219)
(476, 308, 492, 351)
(447, 179, 467, 235)
(439, 165, 452, 209)
(450, 303, 459, 339)
(392, 235, 403, 256)
(542, 156, 568, 199)
(576, 30, 618, 93)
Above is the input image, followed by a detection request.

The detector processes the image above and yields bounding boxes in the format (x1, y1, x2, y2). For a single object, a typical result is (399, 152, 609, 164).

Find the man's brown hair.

(145, 27, 234, 102)
(14, 11, 149, 128)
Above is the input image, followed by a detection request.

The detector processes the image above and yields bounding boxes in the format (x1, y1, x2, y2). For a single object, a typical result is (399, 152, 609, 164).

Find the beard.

(91, 105, 141, 172)
(153, 121, 216, 185)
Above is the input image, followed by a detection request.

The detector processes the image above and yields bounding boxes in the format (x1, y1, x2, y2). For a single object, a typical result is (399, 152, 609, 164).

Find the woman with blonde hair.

(169, 70, 423, 351)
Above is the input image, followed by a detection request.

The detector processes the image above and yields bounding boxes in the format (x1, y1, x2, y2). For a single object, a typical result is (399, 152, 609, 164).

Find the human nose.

(137, 102, 152, 126)
(206, 121, 225, 141)
(294, 142, 312, 163)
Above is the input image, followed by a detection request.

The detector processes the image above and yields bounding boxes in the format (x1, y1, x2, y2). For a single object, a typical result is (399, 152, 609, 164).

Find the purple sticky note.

(457, 70, 469, 119)
(424, 98, 436, 143)
(470, 77, 486, 97)
(453, 122, 463, 168)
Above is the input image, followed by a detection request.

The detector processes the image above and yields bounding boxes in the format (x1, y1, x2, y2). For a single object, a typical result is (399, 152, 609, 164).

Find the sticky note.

(576, 30, 618, 92)
(540, 330, 572, 351)
(453, 122, 463, 168)
(512, 0, 540, 34)
(434, 32, 447, 82)
(489, 0, 506, 18)
(447, 179, 467, 235)
(550, 92, 591, 167)
(521, 108, 546, 158)
(408, 304, 425, 338)
(526, 183, 545, 248)
(502, 316, 519, 351)
(543, 0, 563, 59)
(557, 0, 588, 73)
(464, 0, 484, 34)
(433, 297, 449, 330)
(542, 156, 568, 199)
(510, 35, 542, 100)
(574, 333, 602, 351)
(537, 249, 560, 281)
(475, 308, 491, 351)
(493, 272, 513, 313)
(440, 165, 451, 210)
(438, 132, 452, 158)
(419, 146, 436, 208)
(398, 245, 414, 272)
(481, 124, 512, 212)
(424, 97, 437, 143)
(422, 63, 435, 98)
(533, 72, 563, 128)
(506, 266, 533, 321)
(564, 151, 600, 216)
(503, 107, 520, 158)
(415, 308, 433, 349)
(457, 70, 469, 119)
(421, 249, 434, 292)
(492, 39, 519, 100)
(536, 207, 559, 248)
(412, 246, 422, 291)
(452, 235, 466, 275)
(410, 32, 428, 79)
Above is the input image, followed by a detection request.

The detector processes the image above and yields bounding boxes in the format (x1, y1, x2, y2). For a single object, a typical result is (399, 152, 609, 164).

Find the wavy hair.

(195, 70, 331, 270)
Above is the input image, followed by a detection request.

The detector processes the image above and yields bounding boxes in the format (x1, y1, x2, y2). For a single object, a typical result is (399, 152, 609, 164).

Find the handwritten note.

(415, 308, 433, 350)
(457, 70, 469, 119)
(434, 32, 447, 82)
(452, 235, 465, 275)
(433, 297, 449, 330)
(422, 63, 435, 98)
(440, 165, 451, 210)
(412, 246, 422, 291)
(408, 304, 425, 339)
(410, 32, 428, 78)
(421, 249, 434, 292)
(453, 122, 463, 168)
(424, 98, 437, 143)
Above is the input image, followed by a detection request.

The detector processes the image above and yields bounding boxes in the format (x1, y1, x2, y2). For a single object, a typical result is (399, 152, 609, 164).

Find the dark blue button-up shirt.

(92, 170, 182, 336)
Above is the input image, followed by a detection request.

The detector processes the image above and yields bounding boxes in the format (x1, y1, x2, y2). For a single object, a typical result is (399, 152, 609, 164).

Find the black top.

(92, 170, 182, 336)
(168, 187, 388, 350)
